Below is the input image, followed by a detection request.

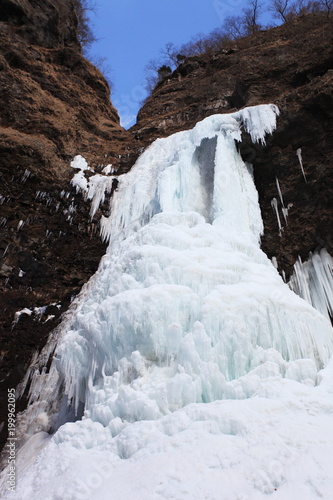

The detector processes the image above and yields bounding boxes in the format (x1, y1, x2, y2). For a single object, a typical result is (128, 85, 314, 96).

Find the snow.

(70, 156, 115, 218)
(12, 303, 60, 327)
(2, 104, 333, 500)
(12, 308, 32, 325)
(70, 155, 90, 171)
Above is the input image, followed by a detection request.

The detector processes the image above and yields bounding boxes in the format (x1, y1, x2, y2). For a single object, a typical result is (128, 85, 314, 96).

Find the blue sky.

(87, 0, 272, 128)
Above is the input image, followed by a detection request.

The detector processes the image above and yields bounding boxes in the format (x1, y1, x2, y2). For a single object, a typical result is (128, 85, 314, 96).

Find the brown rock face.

(132, 14, 333, 276)
(0, 0, 79, 48)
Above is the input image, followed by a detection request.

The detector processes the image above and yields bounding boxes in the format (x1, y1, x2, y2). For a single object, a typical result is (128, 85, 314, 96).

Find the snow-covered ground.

(1, 105, 332, 500)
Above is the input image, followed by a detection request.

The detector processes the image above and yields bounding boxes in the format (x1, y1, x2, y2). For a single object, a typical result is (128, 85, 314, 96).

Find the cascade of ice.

(2, 105, 333, 500)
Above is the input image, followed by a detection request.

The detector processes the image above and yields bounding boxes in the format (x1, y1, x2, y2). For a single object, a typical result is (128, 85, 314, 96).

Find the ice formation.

(296, 147, 307, 182)
(275, 177, 289, 224)
(2, 105, 333, 500)
(70, 155, 115, 218)
(270, 197, 282, 234)
(288, 249, 333, 321)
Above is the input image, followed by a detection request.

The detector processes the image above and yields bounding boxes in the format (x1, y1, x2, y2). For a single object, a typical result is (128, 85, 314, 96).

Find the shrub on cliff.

(72, 0, 97, 53)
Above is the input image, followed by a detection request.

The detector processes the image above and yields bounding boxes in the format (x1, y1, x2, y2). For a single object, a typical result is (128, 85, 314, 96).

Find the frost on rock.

(4, 105, 333, 500)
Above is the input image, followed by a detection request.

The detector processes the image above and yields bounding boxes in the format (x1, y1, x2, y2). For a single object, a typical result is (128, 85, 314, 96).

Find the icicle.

(271, 198, 282, 235)
(86, 175, 115, 218)
(70, 155, 116, 219)
(296, 148, 307, 183)
(289, 249, 333, 320)
(237, 104, 280, 145)
(271, 256, 278, 269)
(281, 207, 288, 224)
(276, 177, 289, 224)
(21, 169, 31, 184)
(275, 177, 285, 208)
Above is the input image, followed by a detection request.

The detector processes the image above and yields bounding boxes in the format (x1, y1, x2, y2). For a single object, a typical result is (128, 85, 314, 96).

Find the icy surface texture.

(2, 105, 333, 500)
(288, 249, 333, 321)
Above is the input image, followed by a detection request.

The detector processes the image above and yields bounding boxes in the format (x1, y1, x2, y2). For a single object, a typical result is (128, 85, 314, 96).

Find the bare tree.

(243, 0, 263, 34)
(73, 0, 97, 53)
(269, 0, 295, 21)
(222, 15, 247, 39)
(293, 0, 319, 14)
(208, 27, 233, 50)
(221, 1, 264, 40)
(160, 42, 178, 67)
(89, 55, 113, 91)
(318, 0, 332, 15)
(144, 58, 161, 93)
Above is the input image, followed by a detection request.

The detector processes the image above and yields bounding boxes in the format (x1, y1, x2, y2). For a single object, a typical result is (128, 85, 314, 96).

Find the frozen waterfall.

(2, 104, 333, 500)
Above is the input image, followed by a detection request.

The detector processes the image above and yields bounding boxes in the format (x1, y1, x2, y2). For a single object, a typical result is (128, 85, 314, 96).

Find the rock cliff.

(0, 3, 332, 451)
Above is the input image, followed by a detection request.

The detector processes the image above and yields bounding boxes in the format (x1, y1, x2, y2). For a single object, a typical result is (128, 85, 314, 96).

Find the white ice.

(2, 105, 333, 500)
(288, 248, 333, 321)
